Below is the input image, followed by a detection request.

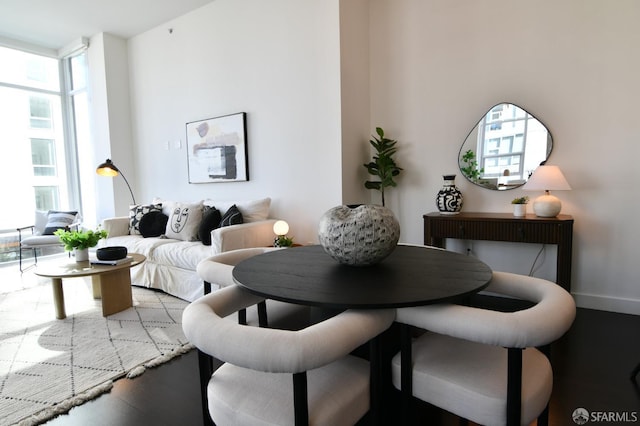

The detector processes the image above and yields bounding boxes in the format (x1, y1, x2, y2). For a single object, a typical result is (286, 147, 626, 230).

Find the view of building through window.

(0, 45, 86, 264)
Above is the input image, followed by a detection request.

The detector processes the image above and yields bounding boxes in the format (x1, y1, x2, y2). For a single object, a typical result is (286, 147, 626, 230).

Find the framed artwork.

(186, 112, 248, 183)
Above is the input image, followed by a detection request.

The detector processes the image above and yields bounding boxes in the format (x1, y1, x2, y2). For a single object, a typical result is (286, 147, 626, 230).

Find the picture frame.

(186, 112, 248, 183)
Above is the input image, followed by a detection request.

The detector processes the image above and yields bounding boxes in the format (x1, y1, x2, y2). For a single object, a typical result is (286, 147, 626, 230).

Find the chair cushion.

(391, 332, 553, 426)
(208, 355, 369, 426)
(20, 234, 63, 248)
(43, 210, 78, 235)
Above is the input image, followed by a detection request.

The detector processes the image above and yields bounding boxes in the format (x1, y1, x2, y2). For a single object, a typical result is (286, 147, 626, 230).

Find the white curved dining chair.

(183, 285, 395, 426)
(391, 271, 576, 426)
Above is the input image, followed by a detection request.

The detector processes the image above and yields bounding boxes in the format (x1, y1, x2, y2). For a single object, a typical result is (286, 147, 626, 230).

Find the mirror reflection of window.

(459, 103, 552, 190)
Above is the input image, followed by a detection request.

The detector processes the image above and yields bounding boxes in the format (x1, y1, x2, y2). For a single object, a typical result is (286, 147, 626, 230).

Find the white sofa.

(101, 198, 276, 302)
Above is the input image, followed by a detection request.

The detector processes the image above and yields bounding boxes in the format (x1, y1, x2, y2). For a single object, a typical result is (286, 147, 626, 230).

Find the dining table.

(232, 243, 493, 424)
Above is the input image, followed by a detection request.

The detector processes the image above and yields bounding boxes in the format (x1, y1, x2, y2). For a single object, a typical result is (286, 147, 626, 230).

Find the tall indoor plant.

(363, 127, 403, 206)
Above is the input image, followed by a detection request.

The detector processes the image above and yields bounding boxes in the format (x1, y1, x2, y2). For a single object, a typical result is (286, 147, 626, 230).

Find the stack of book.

(90, 256, 133, 266)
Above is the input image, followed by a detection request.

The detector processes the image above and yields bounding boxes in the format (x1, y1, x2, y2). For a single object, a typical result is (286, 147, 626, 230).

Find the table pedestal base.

(50, 269, 134, 319)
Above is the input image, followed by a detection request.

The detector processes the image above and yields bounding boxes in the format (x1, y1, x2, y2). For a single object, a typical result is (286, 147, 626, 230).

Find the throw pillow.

(43, 210, 78, 235)
(207, 197, 270, 223)
(220, 204, 243, 227)
(198, 206, 222, 246)
(165, 202, 204, 241)
(129, 204, 162, 235)
(138, 211, 169, 238)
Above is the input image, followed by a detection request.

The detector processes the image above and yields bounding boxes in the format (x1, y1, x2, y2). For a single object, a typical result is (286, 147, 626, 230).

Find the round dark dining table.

(232, 244, 493, 425)
(233, 244, 493, 309)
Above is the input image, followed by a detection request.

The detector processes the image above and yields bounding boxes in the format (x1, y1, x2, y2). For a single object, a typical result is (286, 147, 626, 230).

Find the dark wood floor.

(44, 307, 640, 426)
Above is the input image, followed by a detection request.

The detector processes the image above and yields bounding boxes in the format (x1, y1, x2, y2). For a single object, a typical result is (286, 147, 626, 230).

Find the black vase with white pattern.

(436, 174, 463, 215)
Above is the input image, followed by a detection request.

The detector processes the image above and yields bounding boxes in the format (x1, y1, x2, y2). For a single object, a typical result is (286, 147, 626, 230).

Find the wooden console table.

(424, 212, 574, 291)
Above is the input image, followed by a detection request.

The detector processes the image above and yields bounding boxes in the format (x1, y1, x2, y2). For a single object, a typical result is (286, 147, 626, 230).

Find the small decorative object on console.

(436, 174, 463, 215)
(511, 196, 529, 217)
(318, 204, 400, 266)
(273, 220, 293, 247)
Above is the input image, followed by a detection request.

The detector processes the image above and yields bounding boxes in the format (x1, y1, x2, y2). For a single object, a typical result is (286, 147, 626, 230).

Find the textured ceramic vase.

(436, 174, 463, 215)
(318, 204, 400, 266)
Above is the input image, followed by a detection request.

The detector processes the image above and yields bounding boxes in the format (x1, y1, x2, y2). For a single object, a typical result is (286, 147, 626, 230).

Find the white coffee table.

(35, 253, 146, 319)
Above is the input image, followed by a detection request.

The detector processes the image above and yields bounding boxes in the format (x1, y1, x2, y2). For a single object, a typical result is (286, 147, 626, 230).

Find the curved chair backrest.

(184, 285, 395, 373)
(197, 247, 282, 289)
(396, 270, 576, 348)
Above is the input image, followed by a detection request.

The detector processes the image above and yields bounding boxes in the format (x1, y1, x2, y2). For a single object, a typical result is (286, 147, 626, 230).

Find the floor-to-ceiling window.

(0, 45, 87, 264)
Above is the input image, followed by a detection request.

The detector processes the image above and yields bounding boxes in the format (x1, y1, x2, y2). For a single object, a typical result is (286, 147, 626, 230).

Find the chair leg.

(257, 301, 268, 327)
(293, 372, 309, 426)
(506, 348, 523, 426)
(197, 350, 215, 426)
(400, 323, 414, 425)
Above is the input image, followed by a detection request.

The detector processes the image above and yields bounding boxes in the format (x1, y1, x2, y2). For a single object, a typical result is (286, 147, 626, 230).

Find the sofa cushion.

(207, 197, 270, 223)
(220, 205, 243, 227)
(139, 211, 169, 238)
(152, 240, 213, 271)
(130, 204, 162, 235)
(199, 207, 222, 246)
(43, 210, 78, 235)
(104, 235, 176, 259)
(165, 202, 203, 241)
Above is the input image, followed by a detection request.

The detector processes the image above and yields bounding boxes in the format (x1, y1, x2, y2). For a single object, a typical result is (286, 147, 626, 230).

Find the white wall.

(117, 0, 639, 313)
(369, 0, 640, 314)
(126, 0, 342, 245)
(87, 33, 135, 223)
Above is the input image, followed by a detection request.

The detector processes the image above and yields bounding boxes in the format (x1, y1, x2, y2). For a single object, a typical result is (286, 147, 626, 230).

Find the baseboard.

(572, 292, 640, 315)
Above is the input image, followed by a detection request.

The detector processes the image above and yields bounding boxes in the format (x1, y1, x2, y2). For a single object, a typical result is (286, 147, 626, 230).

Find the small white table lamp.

(273, 220, 293, 247)
(523, 165, 571, 217)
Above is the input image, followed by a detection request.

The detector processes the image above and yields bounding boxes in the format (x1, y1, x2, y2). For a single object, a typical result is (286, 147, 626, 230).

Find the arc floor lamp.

(96, 159, 136, 205)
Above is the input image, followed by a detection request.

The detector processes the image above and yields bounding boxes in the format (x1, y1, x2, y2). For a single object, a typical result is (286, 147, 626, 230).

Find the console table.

(424, 212, 574, 291)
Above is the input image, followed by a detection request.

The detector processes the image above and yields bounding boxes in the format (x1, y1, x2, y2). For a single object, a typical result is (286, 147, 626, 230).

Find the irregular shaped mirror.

(458, 103, 552, 190)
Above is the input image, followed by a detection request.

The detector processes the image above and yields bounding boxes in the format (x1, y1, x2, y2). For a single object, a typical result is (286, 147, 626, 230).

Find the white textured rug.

(0, 281, 193, 426)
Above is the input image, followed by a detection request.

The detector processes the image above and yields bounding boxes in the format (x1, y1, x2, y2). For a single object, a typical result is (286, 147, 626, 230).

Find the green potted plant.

(511, 196, 529, 217)
(55, 228, 108, 261)
(363, 127, 403, 207)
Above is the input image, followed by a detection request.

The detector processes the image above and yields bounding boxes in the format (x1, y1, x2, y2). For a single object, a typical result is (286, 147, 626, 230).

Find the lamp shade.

(523, 165, 571, 217)
(96, 159, 136, 204)
(96, 159, 120, 177)
(273, 220, 289, 236)
(523, 165, 571, 191)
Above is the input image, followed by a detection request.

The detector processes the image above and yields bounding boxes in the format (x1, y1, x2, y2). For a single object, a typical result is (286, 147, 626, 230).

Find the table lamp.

(273, 220, 293, 247)
(96, 159, 136, 204)
(523, 165, 571, 217)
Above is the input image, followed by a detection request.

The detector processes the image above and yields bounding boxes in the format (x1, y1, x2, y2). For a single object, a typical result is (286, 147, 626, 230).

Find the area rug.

(0, 281, 193, 426)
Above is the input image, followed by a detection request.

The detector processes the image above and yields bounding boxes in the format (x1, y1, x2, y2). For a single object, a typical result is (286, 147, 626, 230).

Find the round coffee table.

(34, 253, 146, 319)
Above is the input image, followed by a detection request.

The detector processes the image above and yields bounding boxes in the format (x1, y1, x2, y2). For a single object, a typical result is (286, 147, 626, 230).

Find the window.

(31, 138, 57, 176)
(0, 45, 83, 243)
(477, 105, 530, 179)
(29, 96, 53, 129)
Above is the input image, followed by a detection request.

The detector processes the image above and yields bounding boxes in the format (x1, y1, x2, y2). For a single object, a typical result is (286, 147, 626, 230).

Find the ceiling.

(0, 0, 214, 51)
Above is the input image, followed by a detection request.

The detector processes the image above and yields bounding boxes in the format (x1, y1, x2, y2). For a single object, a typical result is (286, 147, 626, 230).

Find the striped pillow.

(44, 210, 78, 235)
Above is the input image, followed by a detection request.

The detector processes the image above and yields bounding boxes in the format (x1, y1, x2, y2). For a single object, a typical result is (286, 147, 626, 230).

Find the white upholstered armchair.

(183, 285, 395, 426)
(391, 271, 576, 426)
